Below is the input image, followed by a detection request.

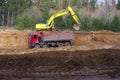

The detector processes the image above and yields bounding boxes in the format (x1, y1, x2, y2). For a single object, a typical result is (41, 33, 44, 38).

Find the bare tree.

(112, 0, 117, 9)
(58, 0, 63, 9)
(67, 0, 73, 6)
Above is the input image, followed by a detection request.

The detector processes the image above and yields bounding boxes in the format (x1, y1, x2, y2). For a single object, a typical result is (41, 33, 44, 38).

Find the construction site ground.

(0, 30, 120, 80)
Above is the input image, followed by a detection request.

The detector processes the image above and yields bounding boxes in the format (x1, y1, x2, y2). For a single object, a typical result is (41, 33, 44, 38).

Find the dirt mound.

(0, 30, 31, 49)
(73, 32, 120, 49)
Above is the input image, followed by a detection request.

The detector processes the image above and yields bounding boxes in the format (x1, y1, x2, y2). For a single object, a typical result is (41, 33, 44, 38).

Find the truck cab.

(28, 32, 40, 48)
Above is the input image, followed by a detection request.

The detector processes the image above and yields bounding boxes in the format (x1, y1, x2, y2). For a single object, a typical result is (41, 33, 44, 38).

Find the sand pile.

(0, 30, 31, 49)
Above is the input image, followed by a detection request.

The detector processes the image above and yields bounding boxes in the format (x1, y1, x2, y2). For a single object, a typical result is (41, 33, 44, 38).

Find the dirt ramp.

(0, 30, 30, 49)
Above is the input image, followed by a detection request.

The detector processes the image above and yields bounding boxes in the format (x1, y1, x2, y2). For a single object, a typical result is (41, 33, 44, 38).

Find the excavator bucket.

(73, 24, 80, 31)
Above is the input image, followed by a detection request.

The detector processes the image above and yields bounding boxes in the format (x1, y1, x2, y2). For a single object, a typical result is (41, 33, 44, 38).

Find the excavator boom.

(47, 10, 69, 27)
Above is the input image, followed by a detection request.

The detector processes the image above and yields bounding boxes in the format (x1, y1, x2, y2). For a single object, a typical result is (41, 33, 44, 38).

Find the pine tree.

(89, 0, 97, 10)
(117, 0, 120, 9)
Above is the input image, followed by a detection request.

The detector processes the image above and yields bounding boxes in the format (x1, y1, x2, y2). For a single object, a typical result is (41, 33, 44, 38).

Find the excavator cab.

(36, 24, 47, 30)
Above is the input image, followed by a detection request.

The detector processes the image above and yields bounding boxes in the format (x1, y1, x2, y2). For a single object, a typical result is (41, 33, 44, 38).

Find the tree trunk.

(58, 0, 63, 10)
(112, 0, 116, 10)
(77, 0, 82, 9)
(7, 11, 10, 27)
(2, 11, 5, 26)
(0, 10, 1, 26)
(67, 0, 73, 6)
(11, 12, 14, 27)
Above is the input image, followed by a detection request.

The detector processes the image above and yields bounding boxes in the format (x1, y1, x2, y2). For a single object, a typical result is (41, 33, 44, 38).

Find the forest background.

(0, 0, 120, 31)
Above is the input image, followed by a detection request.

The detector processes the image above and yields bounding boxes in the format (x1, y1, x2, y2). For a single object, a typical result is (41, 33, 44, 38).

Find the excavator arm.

(47, 9, 69, 27)
(36, 6, 81, 30)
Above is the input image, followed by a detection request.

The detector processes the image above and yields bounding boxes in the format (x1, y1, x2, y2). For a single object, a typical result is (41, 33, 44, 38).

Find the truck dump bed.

(41, 32, 74, 42)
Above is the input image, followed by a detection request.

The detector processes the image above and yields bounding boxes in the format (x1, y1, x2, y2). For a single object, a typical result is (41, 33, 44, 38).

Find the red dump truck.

(28, 32, 74, 48)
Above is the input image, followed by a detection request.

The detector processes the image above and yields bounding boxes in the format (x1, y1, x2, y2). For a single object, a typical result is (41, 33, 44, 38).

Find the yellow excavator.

(36, 6, 81, 31)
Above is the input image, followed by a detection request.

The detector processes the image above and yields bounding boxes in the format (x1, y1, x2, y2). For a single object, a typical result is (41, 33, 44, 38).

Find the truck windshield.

(31, 35, 37, 39)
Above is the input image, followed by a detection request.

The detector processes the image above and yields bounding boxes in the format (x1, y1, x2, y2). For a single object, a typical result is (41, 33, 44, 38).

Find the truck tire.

(42, 44, 49, 48)
(34, 44, 40, 48)
(65, 42, 71, 46)
(58, 43, 64, 47)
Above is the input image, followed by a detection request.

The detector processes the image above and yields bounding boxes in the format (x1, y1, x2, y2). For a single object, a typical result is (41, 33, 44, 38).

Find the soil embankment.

(0, 30, 120, 50)
(0, 49, 120, 79)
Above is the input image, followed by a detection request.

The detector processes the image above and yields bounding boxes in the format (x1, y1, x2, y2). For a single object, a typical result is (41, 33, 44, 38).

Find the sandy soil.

(0, 30, 120, 50)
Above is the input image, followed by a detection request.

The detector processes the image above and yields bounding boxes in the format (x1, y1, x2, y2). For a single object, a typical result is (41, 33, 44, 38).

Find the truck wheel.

(58, 43, 64, 47)
(42, 44, 48, 48)
(65, 42, 71, 46)
(34, 44, 40, 48)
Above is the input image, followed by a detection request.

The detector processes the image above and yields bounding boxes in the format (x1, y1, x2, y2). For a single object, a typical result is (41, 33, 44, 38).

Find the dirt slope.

(1, 49, 120, 68)
(0, 49, 120, 79)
